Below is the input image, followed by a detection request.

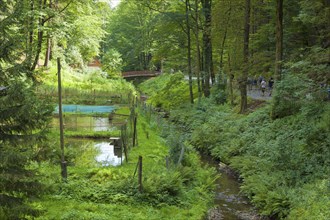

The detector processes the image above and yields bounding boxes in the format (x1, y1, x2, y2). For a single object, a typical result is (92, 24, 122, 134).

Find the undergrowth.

(138, 72, 330, 219)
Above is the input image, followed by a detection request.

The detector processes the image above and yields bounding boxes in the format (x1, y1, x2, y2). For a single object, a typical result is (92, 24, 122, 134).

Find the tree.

(186, 0, 194, 104)
(239, 0, 250, 113)
(201, 0, 212, 97)
(0, 82, 52, 218)
(275, 0, 283, 81)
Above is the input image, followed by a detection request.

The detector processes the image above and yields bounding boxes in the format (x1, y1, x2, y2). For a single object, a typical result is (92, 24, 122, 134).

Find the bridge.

(122, 70, 160, 78)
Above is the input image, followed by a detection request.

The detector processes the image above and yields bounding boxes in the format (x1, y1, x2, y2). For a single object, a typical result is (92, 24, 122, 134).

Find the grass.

(33, 106, 215, 220)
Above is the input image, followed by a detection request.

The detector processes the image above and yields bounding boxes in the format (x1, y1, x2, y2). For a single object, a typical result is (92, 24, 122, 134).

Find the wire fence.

(36, 86, 130, 105)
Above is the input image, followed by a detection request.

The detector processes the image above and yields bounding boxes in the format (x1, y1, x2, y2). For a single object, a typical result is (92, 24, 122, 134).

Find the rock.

(206, 207, 223, 220)
(218, 162, 238, 177)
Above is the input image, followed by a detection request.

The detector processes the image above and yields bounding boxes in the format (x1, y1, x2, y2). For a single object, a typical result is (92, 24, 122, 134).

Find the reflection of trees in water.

(52, 116, 113, 131)
(95, 142, 123, 166)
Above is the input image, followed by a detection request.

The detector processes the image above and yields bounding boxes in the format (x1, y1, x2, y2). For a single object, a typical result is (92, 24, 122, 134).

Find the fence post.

(133, 114, 137, 147)
(138, 156, 143, 192)
(121, 125, 128, 162)
(57, 57, 67, 181)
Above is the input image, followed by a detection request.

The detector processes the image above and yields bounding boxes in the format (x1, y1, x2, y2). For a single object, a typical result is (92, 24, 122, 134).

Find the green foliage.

(139, 73, 197, 110)
(188, 100, 330, 218)
(101, 49, 123, 78)
(38, 67, 135, 104)
(140, 71, 329, 218)
(0, 79, 53, 219)
(271, 72, 328, 119)
(287, 179, 330, 220)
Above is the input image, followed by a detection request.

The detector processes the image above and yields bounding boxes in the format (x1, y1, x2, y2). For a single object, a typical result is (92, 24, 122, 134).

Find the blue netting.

(55, 104, 116, 113)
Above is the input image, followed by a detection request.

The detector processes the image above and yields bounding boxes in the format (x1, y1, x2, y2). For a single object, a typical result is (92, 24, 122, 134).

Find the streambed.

(202, 155, 263, 220)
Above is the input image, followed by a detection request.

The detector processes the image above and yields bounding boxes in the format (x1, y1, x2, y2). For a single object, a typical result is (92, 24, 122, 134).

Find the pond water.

(55, 104, 116, 113)
(95, 142, 123, 166)
(67, 139, 123, 166)
(52, 115, 120, 132)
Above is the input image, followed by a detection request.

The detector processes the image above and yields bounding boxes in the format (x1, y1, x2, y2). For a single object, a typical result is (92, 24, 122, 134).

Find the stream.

(201, 154, 262, 220)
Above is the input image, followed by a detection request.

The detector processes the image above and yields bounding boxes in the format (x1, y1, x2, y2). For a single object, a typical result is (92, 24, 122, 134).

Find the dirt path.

(247, 88, 272, 101)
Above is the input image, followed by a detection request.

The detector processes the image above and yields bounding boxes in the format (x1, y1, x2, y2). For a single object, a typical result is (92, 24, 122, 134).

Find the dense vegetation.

(139, 73, 330, 219)
(1, 0, 329, 219)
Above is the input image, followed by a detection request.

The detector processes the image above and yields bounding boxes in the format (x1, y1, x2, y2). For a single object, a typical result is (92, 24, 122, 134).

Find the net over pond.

(54, 104, 116, 113)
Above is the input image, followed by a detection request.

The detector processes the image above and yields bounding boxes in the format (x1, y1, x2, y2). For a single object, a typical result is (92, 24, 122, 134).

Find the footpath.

(247, 87, 272, 101)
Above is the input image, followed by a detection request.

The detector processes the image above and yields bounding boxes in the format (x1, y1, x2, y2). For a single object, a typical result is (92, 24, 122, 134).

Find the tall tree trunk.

(228, 53, 234, 106)
(31, 0, 47, 71)
(240, 0, 250, 114)
(275, 0, 283, 81)
(219, 3, 231, 70)
(44, 36, 51, 67)
(44, 0, 52, 67)
(27, 0, 35, 64)
(193, 0, 202, 100)
(271, 0, 283, 119)
(186, 0, 194, 104)
(201, 0, 212, 97)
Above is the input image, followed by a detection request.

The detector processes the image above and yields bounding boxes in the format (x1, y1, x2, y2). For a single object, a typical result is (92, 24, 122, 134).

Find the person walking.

(261, 79, 267, 96)
(268, 77, 274, 96)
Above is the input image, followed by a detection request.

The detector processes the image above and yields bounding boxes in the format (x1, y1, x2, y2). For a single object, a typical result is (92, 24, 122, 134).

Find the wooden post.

(133, 114, 137, 147)
(138, 156, 143, 192)
(57, 58, 67, 180)
(121, 125, 128, 162)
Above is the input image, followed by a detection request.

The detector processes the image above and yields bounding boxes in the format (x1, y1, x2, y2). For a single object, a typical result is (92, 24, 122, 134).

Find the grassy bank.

(33, 107, 216, 220)
(138, 73, 330, 219)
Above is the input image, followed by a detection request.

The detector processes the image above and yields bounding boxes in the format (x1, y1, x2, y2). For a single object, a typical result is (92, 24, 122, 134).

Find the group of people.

(248, 76, 274, 96)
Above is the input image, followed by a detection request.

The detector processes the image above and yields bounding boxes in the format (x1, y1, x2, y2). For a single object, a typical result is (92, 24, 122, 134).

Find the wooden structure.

(109, 137, 122, 149)
(122, 70, 160, 78)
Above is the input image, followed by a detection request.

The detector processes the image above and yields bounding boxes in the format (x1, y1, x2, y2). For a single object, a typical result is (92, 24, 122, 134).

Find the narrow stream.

(201, 154, 261, 220)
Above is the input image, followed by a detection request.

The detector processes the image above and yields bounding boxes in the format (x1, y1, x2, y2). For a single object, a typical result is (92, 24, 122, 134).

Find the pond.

(67, 139, 124, 166)
(54, 104, 116, 114)
(52, 115, 121, 132)
(95, 142, 123, 166)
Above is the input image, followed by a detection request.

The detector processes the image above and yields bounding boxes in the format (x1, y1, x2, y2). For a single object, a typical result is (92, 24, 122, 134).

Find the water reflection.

(67, 139, 124, 167)
(95, 142, 123, 166)
(52, 115, 118, 132)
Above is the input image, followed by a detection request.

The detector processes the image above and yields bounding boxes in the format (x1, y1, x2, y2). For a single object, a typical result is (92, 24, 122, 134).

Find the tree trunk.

(31, 0, 47, 71)
(186, 0, 194, 104)
(201, 0, 212, 97)
(275, 0, 283, 81)
(27, 0, 35, 63)
(240, 0, 250, 114)
(44, 36, 51, 67)
(44, 0, 52, 67)
(193, 0, 202, 100)
(228, 53, 234, 106)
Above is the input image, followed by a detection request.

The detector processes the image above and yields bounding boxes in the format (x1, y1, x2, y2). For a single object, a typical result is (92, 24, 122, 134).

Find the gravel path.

(247, 88, 272, 101)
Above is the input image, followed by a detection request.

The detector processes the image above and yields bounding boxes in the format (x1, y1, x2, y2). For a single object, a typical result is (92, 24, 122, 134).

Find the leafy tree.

(101, 48, 123, 78)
